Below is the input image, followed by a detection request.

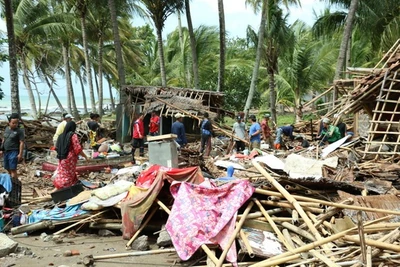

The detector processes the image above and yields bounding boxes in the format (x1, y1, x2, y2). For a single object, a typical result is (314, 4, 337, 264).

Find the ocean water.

(0, 94, 116, 117)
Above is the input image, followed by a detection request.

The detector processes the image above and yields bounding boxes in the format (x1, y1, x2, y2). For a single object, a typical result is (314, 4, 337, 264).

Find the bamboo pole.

(253, 198, 294, 251)
(126, 206, 158, 249)
(357, 211, 367, 264)
(239, 230, 255, 258)
(280, 221, 316, 242)
(156, 199, 219, 266)
(255, 188, 400, 216)
(259, 200, 324, 214)
(253, 161, 330, 253)
(215, 201, 254, 267)
(343, 235, 400, 252)
(249, 216, 391, 267)
(53, 210, 107, 236)
(366, 246, 372, 267)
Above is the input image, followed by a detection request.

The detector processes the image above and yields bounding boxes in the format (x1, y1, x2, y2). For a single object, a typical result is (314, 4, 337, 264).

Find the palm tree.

(140, 0, 184, 87)
(217, 0, 226, 93)
(76, 0, 96, 113)
(278, 21, 337, 122)
(184, 0, 199, 89)
(243, 0, 300, 120)
(4, 0, 20, 114)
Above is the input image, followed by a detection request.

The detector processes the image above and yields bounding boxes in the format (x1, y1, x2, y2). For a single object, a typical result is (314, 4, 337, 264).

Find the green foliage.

(277, 113, 295, 126)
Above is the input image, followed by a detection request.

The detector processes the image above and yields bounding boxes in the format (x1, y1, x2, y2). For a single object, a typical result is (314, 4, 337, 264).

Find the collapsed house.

(123, 85, 232, 136)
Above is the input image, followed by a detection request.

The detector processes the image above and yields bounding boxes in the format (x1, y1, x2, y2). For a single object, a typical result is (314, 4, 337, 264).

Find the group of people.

(130, 111, 215, 163)
(230, 113, 349, 153)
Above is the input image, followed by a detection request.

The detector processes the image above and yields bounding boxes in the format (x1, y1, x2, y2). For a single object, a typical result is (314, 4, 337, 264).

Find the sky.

(0, 0, 327, 100)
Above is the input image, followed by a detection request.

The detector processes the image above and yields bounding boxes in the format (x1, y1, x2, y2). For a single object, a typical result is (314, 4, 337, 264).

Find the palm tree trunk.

(108, 0, 126, 98)
(333, 0, 359, 102)
(217, 0, 226, 92)
(78, 73, 88, 115)
(21, 55, 38, 118)
(44, 76, 65, 112)
(294, 88, 302, 122)
(5, 0, 20, 114)
(156, 27, 167, 87)
(98, 37, 104, 116)
(269, 70, 277, 125)
(79, 0, 96, 113)
(176, 11, 188, 87)
(107, 77, 115, 111)
(184, 0, 199, 89)
(243, 0, 267, 119)
(62, 43, 80, 119)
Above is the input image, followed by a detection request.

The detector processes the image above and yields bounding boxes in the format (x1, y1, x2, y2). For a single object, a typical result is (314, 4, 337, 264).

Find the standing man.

(131, 113, 144, 164)
(232, 115, 246, 152)
(0, 113, 25, 179)
(261, 114, 273, 148)
(171, 113, 187, 148)
(199, 112, 213, 156)
(149, 111, 160, 136)
(53, 113, 72, 145)
(248, 115, 261, 151)
(274, 125, 295, 149)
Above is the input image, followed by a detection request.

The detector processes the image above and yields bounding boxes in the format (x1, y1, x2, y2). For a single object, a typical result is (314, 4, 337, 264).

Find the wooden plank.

(147, 134, 177, 142)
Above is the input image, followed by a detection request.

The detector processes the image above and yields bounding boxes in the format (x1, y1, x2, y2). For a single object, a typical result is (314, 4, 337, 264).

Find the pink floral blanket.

(165, 179, 255, 264)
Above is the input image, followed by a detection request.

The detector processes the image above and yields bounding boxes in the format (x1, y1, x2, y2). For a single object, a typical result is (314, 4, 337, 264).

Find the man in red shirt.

(149, 111, 160, 136)
(131, 113, 144, 164)
(261, 114, 273, 148)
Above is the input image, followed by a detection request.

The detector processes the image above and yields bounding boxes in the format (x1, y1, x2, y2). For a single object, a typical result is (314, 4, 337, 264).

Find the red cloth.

(149, 115, 160, 133)
(53, 134, 82, 189)
(121, 165, 205, 239)
(132, 119, 144, 138)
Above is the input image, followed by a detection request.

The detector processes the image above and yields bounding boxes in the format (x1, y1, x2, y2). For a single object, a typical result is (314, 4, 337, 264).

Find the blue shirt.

(280, 125, 294, 140)
(249, 122, 261, 142)
(171, 121, 187, 146)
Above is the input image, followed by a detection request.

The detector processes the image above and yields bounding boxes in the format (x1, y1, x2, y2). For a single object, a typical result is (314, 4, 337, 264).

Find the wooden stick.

(357, 211, 367, 264)
(216, 201, 254, 267)
(92, 248, 176, 260)
(280, 221, 316, 242)
(126, 206, 158, 248)
(239, 230, 255, 258)
(156, 199, 219, 265)
(255, 188, 400, 216)
(249, 216, 391, 267)
(53, 210, 107, 236)
(259, 200, 324, 214)
(253, 161, 330, 253)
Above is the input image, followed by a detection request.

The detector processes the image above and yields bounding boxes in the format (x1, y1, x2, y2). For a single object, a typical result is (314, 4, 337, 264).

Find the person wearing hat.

(53, 113, 74, 145)
(317, 118, 341, 145)
(199, 112, 213, 156)
(261, 114, 273, 148)
(232, 115, 247, 152)
(171, 113, 187, 147)
(248, 115, 261, 151)
(131, 113, 145, 164)
(294, 134, 310, 149)
(273, 125, 294, 150)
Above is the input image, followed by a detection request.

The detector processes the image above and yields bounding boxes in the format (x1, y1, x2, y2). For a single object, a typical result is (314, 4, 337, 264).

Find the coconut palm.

(243, 0, 300, 120)
(3, 0, 20, 114)
(184, 0, 199, 89)
(140, 0, 184, 87)
(217, 0, 226, 92)
(277, 21, 337, 122)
